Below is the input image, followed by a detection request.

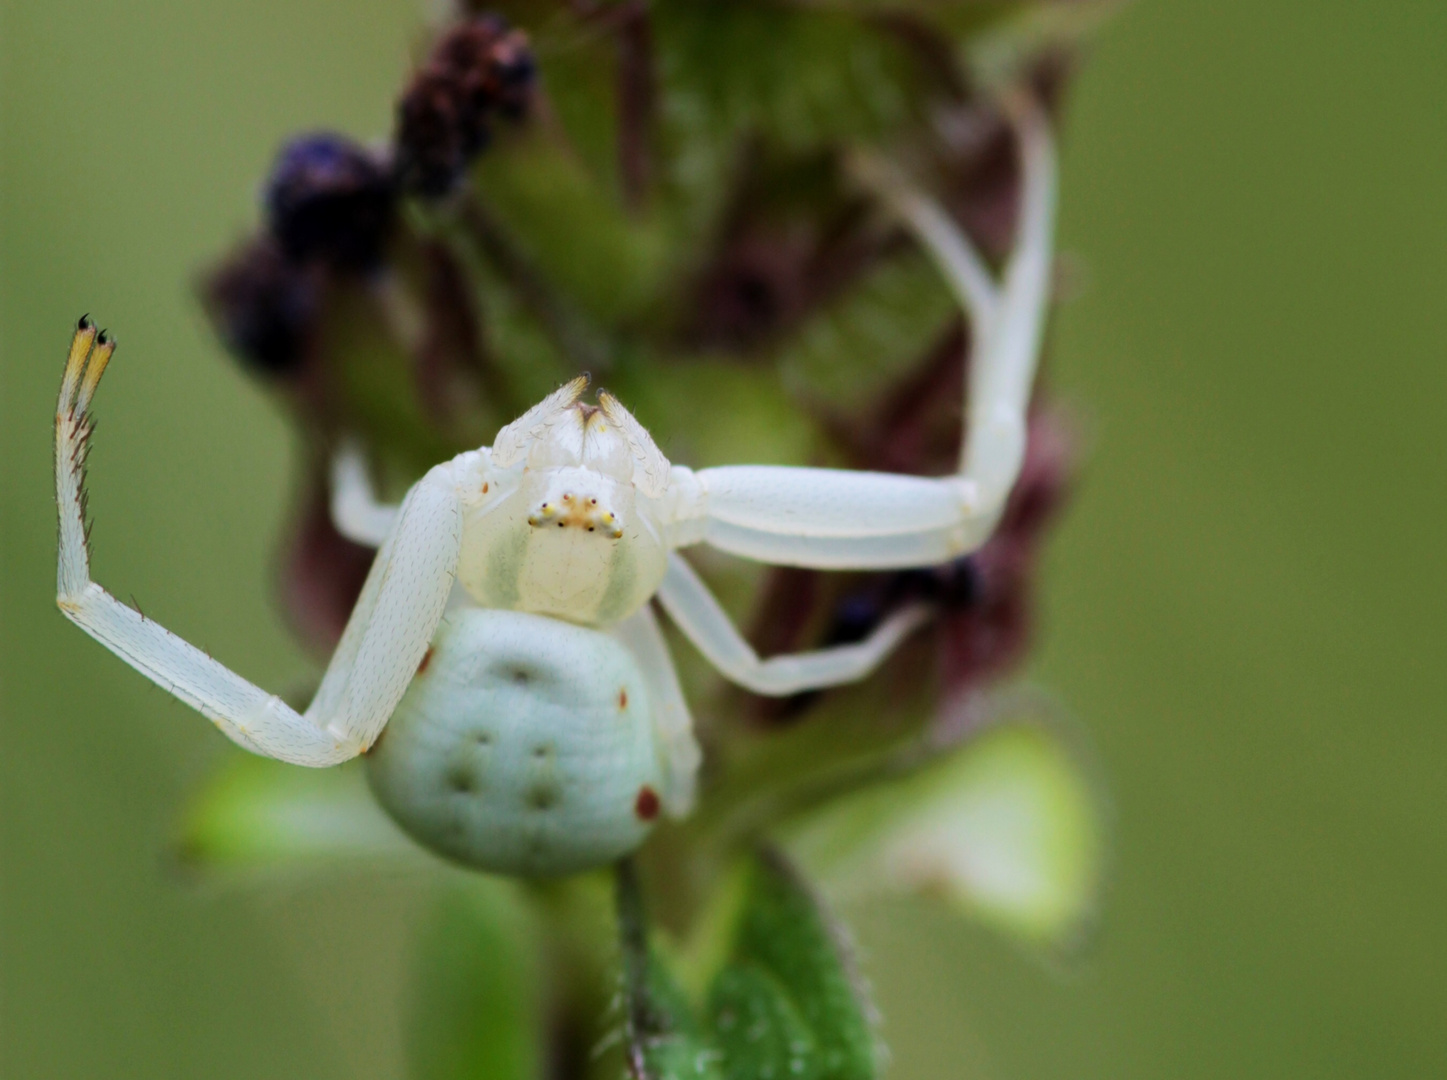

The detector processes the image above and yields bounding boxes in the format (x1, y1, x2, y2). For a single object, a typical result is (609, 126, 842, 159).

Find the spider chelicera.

(55, 99, 1056, 876)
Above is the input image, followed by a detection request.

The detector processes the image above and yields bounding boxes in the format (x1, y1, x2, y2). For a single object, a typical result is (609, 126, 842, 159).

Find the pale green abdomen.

(366, 608, 664, 876)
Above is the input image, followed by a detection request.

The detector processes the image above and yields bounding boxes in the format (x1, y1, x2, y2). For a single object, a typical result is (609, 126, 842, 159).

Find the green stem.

(615, 857, 656, 1080)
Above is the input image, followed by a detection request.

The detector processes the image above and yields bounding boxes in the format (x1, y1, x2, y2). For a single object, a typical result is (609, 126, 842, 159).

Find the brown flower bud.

(202, 236, 320, 376)
(394, 14, 536, 198)
(265, 133, 396, 273)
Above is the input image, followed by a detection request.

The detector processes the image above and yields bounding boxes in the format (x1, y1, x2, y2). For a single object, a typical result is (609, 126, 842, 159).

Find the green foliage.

(775, 253, 957, 413)
(656, 0, 926, 150)
(617, 859, 724, 1080)
(709, 965, 819, 1080)
(710, 853, 877, 1080)
(630, 954, 725, 1080)
(408, 883, 542, 1080)
(621, 852, 877, 1080)
(176, 754, 417, 873)
(471, 130, 671, 329)
(786, 718, 1105, 953)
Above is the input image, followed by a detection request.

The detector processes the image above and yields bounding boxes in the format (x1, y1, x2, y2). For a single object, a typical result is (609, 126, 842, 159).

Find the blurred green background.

(4, 1, 1445, 1077)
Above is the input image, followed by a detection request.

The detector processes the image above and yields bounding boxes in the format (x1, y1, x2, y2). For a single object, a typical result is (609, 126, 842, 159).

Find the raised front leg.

(656, 554, 930, 696)
(56, 322, 461, 766)
(665, 97, 1057, 570)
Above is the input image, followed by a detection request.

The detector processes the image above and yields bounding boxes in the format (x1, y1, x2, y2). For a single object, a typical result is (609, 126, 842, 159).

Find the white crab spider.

(55, 100, 1056, 876)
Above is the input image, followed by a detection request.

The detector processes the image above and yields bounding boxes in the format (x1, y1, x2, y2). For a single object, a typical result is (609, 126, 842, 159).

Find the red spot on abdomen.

(417, 647, 434, 676)
(634, 786, 660, 821)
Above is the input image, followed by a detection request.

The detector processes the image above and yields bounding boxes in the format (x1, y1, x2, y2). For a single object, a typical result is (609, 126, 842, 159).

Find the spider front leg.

(666, 96, 1057, 570)
(55, 322, 461, 765)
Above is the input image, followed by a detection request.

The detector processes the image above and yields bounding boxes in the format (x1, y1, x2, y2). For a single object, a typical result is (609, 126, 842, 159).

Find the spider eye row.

(527, 493, 624, 538)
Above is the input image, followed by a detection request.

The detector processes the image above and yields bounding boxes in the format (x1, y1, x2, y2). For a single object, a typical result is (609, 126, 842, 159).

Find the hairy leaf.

(712, 851, 877, 1080)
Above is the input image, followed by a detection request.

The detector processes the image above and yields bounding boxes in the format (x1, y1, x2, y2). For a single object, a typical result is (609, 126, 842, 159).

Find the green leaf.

(633, 954, 725, 1080)
(408, 882, 541, 1080)
(773, 252, 957, 414)
(709, 963, 820, 1080)
(471, 129, 671, 328)
(617, 861, 724, 1080)
(961, 1, 1125, 91)
(785, 720, 1105, 952)
(711, 851, 877, 1080)
(616, 853, 875, 1080)
(655, 0, 935, 155)
(175, 754, 419, 874)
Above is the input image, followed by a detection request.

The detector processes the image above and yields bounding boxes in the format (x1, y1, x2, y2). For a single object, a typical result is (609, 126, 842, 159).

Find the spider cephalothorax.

(456, 380, 672, 627)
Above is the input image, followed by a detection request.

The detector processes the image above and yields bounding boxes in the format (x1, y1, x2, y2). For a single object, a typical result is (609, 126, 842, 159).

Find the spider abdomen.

(365, 607, 665, 876)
